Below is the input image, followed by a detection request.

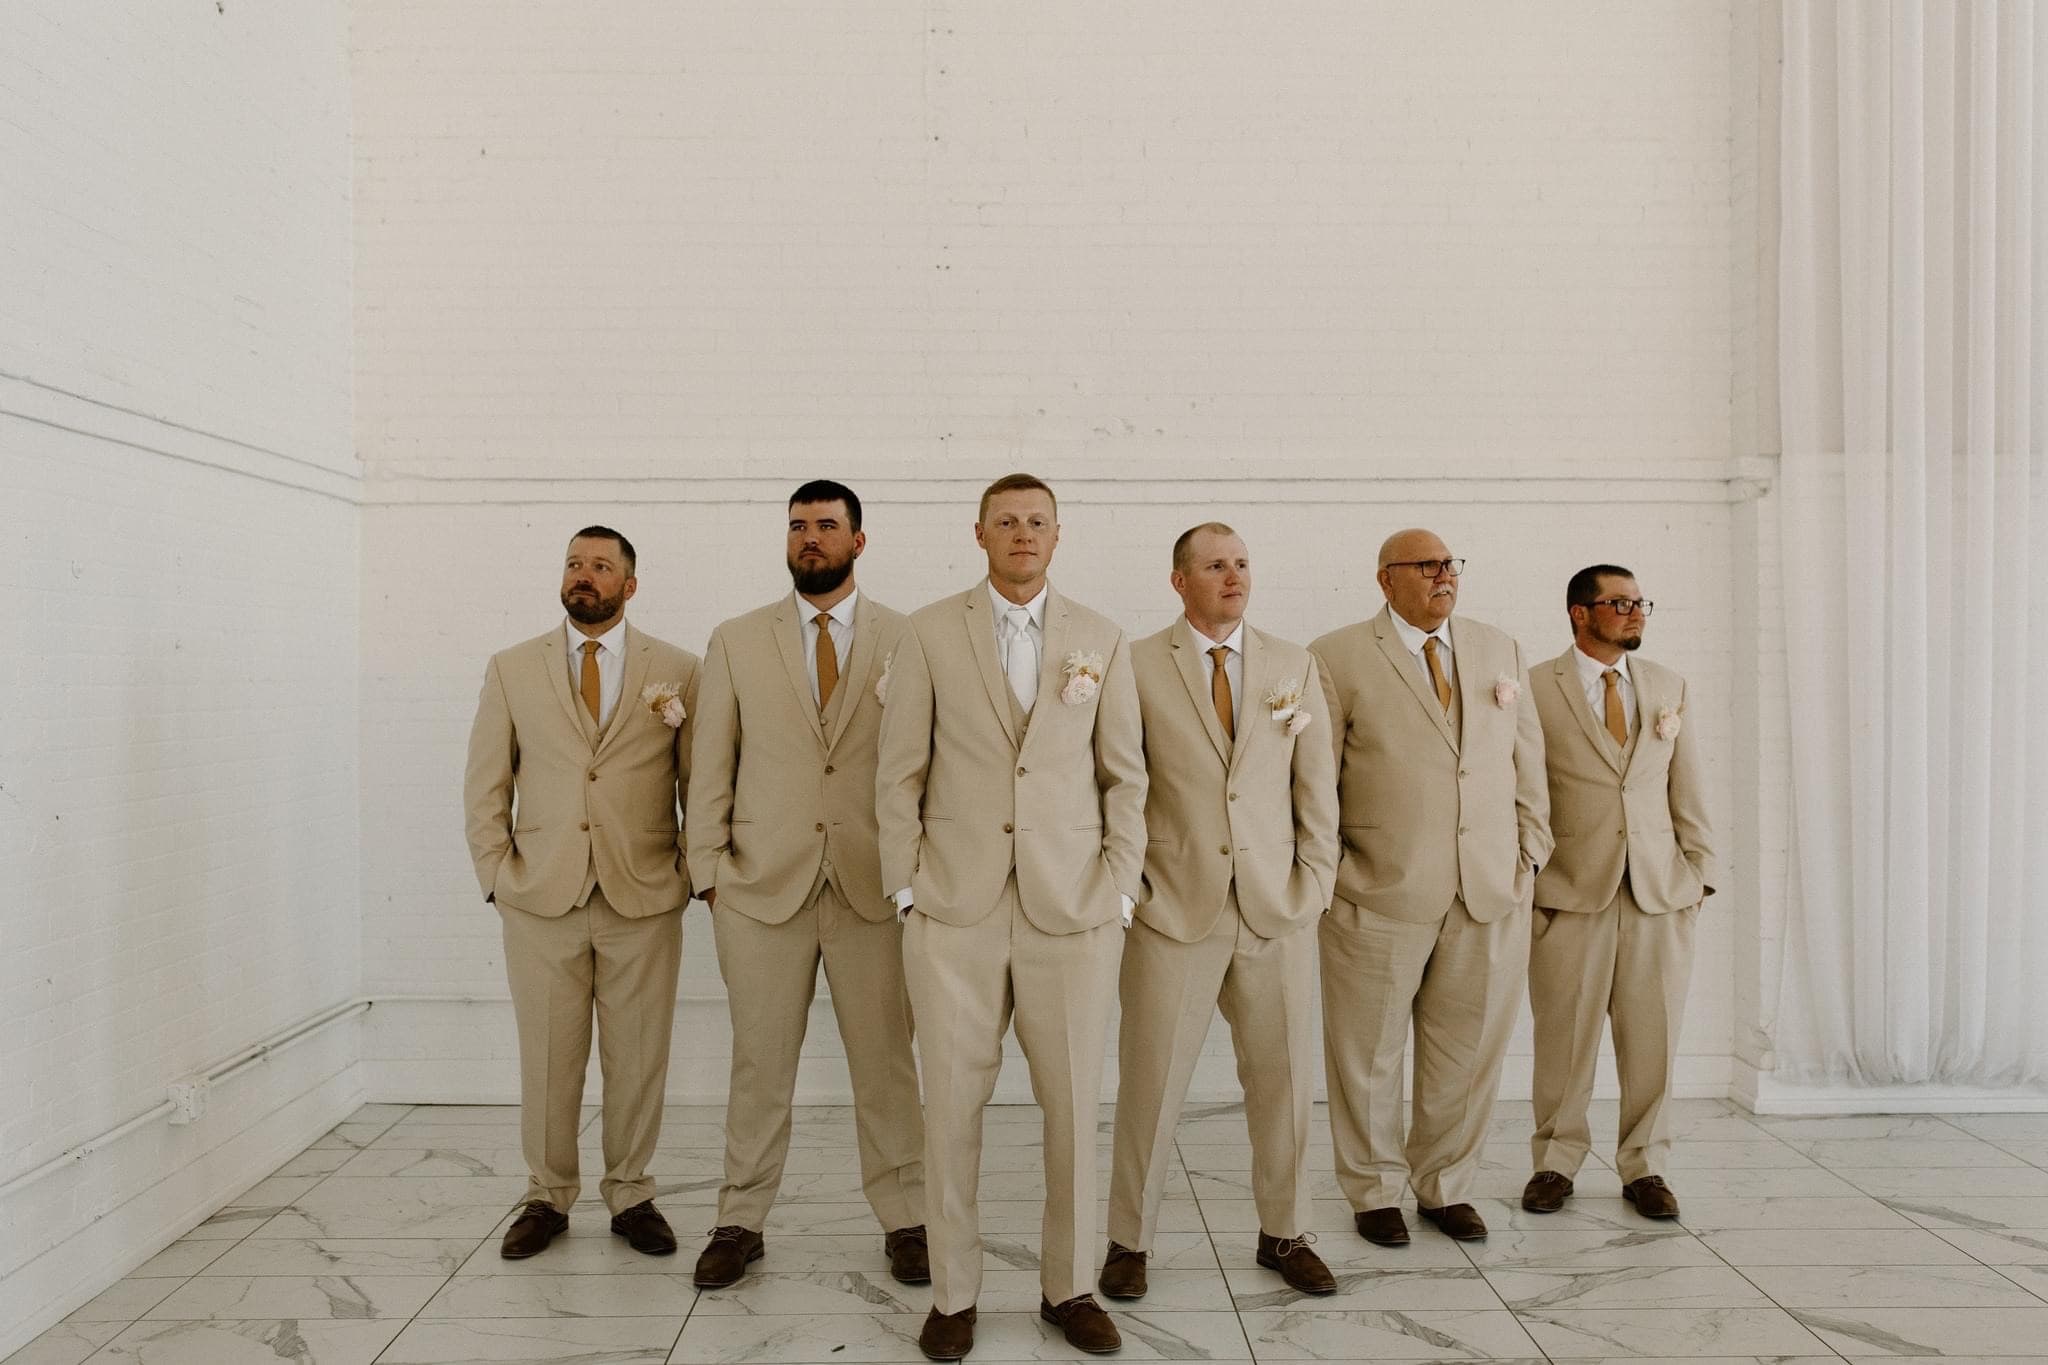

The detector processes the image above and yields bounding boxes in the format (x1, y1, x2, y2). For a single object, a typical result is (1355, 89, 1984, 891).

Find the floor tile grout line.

(1169, 1129, 1262, 1364)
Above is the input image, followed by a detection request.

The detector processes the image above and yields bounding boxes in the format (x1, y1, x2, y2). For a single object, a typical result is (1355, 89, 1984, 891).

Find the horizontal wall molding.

(1735, 1062, 2048, 1115)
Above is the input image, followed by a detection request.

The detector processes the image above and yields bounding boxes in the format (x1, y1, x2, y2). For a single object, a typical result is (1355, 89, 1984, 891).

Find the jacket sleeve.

(1666, 678, 1719, 898)
(1292, 653, 1340, 906)
(673, 653, 702, 900)
(874, 626, 934, 895)
(685, 628, 739, 895)
(1093, 630, 1149, 901)
(1512, 643, 1554, 870)
(462, 655, 517, 902)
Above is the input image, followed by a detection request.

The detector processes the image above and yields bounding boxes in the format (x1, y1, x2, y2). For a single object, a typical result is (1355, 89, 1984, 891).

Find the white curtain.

(1778, 0, 2048, 1087)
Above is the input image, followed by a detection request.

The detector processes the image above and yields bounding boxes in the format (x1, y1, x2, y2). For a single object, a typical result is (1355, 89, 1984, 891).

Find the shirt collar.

(1573, 644, 1631, 690)
(565, 617, 627, 657)
(796, 586, 859, 630)
(1186, 618, 1245, 654)
(1387, 609, 1451, 657)
(986, 579, 1048, 629)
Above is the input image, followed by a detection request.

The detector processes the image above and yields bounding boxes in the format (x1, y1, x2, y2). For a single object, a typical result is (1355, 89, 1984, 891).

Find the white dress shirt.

(1188, 618, 1246, 733)
(797, 587, 859, 708)
(1387, 610, 1455, 692)
(1573, 645, 1636, 736)
(564, 617, 627, 728)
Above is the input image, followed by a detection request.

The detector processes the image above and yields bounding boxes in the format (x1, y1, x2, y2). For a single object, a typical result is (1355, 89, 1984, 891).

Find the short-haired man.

(687, 481, 927, 1287)
(878, 473, 1146, 1360)
(1521, 566, 1716, 1221)
(1101, 523, 1340, 1301)
(1311, 529, 1550, 1246)
(464, 527, 700, 1259)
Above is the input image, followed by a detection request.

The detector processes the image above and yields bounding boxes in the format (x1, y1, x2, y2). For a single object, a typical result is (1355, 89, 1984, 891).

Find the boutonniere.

(875, 652, 893, 706)
(1493, 675, 1520, 709)
(1265, 677, 1315, 737)
(1654, 705, 1682, 741)
(641, 682, 687, 728)
(1060, 650, 1105, 705)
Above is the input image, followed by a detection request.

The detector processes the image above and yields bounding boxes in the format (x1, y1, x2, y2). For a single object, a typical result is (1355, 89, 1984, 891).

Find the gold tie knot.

(582, 640, 600, 656)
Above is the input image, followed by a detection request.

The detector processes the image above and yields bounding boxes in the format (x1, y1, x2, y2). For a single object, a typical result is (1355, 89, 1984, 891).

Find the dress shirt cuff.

(893, 886, 914, 921)
(1120, 893, 1134, 929)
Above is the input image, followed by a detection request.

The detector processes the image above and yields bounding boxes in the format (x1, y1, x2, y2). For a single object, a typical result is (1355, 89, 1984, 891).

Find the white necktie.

(1004, 605, 1038, 711)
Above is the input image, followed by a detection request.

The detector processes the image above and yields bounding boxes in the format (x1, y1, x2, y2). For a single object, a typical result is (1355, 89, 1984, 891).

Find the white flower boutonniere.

(1493, 675, 1520, 709)
(1060, 650, 1105, 705)
(641, 682, 686, 728)
(1654, 705, 1682, 741)
(1265, 677, 1315, 737)
(875, 652, 893, 707)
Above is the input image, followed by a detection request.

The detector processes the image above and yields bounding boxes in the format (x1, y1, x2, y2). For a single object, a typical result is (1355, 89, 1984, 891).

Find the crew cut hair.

(977, 472, 1057, 524)
(789, 479, 862, 533)
(1566, 563, 1634, 609)
(570, 525, 636, 574)
(1172, 521, 1241, 572)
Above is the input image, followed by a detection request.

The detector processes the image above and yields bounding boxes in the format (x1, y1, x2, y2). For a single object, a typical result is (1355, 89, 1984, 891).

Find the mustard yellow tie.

(1602, 668, 1628, 745)
(1423, 636, 1452, 713)
(1209, 645, 1235, 741)
(579, 640, 602, 723)
(814, 612, 839, 712)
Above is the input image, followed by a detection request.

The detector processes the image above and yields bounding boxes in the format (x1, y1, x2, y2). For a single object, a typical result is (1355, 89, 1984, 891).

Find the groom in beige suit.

(1102, 524, 1339, 1301)
(1310, 529, 1550, 1246)
(464, 527, 700, 1260)
(1522, 565, 1717, 1221)
(686, 480, 926, 1287)
(877, 473, 1146, 1361)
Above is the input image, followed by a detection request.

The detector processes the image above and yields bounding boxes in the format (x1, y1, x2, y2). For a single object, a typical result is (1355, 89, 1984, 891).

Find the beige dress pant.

(1528, 882, 1697, 1183)
(1319, 894, 1527, 1211)
(710, 872, 925, 1232)
(499, 885, 682, 1214)
(902, 880, 1123, 1314)
(1108, 897, 1317, 1250)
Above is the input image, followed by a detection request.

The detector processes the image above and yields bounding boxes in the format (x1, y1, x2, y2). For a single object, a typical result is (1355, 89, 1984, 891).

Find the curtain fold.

(1778, 0, 2048, 1087)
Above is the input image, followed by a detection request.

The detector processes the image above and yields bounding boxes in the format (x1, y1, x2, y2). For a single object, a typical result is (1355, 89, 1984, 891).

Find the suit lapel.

(772, 598, 829, 748)
(1023, 589, 1073, 753)
(1228, 624, 1263, 770)
(1620, 663, 1653, 777)
(540, 629, 594, 744)
(1554, 652, 1625, 777)
(595, 625, 653, 758)
(1374, 609, 1458, 755)
(963, 587, 1022, 749)
(1171, 618, 1233, 766)
(824, 595, 879, 754)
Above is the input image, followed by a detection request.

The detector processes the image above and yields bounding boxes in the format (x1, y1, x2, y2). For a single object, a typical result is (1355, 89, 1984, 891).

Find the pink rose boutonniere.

(1655, 706, 1682, 741)
(641, 682, 686, 728)
(1060, 650, 1105, 705)
(1265, 677, 1314, 737)
(1493, 675, 1520, 709)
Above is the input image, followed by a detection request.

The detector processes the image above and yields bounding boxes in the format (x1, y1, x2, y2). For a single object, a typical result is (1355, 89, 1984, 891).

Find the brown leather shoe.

(499, 1200, 567, 1259)
(692, 1224, 765, 1286)
(918, 1305, 977, 1361)
(1355, 1206, 1410, 1246)
(1418, 1202, 1488, 1240)
(609, 1200, 676, 1255)
(1624, 1175, 1681, 1219)
(886, 1225, 930, 1285)
(1256, 1232, 1337, 1295)
(1097, 1241, 1147, 1299)
(1040, 1294, 1121, 1354)
(1521, 1170, 1574, 1213)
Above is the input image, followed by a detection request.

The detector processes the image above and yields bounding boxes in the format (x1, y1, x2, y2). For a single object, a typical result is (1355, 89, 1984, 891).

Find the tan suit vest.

(1310, 606, 1552, 925)
(464, 623, 701, 918)
(876, 583, 1147, 933)
(687, 594, 906, 923)
(1531, 649, 1718, 914)
(1131, 620, 1339, 941)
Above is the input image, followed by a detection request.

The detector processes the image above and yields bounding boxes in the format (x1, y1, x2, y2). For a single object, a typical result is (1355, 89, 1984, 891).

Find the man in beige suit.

(877, 473, 1146, 1361)
(686, 480, 927, 1287)
(464, 526, 701, 1259)
(1310, 529, 1551, 1246)
(1101, 524, 1339, 1301)
(1522, 565, 1717, 1221)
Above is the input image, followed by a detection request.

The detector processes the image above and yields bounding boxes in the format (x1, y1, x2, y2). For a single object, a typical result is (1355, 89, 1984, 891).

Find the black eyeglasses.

(1385, 558, 1465, 578)
(1587, 598, 1654, 617)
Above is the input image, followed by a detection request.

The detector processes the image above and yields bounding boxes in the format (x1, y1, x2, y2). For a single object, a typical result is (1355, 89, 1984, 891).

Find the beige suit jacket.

(876, 582, 1147, 933)
(1131, 619, 1339, 942)
(687, 593, 907, 923)
(464, 622, 701, 918)
(1310, 606, 1551, 925)
(1531, 649, 1718, 915)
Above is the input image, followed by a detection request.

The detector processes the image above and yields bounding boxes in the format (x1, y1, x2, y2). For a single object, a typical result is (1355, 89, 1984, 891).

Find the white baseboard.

(1734, 1060, 2048, 1114)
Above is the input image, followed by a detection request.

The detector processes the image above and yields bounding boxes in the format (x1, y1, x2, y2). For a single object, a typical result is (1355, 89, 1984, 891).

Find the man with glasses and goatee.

(1521, 566, 1716, 1222)
(1310, 529, 1550, 1248)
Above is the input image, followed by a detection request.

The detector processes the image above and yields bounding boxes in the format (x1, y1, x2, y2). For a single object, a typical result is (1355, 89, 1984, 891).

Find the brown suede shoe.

(1354, 1206, 1410, 1246)
(886, 1225, 931, 1285)
(1521, 1170, 1574, 1213)
(1256, 1232, 1337, 1295)
(1097, 1241, 1147, 1299)
(609, 1200, 676, 1255)
(692, 1225, 765, 1286)
(1040, 1294, 1121, 1354)
(918, 1305, 977, 1361)
(1624, 1175, 1681, 1219)
(499, 1200, 567, 1259)
(1418, 1202, 1488, 1240)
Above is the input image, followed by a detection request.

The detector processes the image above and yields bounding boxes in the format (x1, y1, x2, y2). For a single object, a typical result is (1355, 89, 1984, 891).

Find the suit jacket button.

(1459, 769, 1470, 778)
(580, 822, 590, 832)
(1219, 845, 1230, 855)
(1017, 766, 1027, 775)
(1228, 792, 1238, 801)
(1003, 822, 1014, 834)
(1458, 826, 1470, 835)
(825, 764, 836, 774)
(588, 772, 598, 781)
(814, 822, 825, 833)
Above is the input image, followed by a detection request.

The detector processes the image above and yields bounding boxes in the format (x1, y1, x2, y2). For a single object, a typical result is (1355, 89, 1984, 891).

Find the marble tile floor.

(17, 1099, 2048, 1364)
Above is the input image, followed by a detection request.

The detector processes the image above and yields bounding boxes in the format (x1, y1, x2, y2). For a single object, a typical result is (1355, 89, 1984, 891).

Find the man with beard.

(464, 527, 700, 1260)
(685, 481, 926, 1288)
(1522, 566, 1716, 1221)
(1310, 528, 1550, 1247)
